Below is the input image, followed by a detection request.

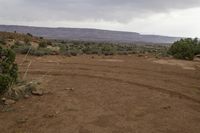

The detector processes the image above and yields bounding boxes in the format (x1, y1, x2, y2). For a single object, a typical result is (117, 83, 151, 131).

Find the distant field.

(0, 54, 200, 133)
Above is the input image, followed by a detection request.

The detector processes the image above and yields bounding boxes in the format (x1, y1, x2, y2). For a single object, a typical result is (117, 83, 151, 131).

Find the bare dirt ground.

(0, 55, 200, 133)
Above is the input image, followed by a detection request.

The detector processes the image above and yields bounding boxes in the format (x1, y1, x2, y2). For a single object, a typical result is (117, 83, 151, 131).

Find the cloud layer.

(1, 0, 200, 22)
(0, 0, 200, 37)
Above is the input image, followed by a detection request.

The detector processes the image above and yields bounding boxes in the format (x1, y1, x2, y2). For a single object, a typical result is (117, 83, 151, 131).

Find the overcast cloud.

(0, 0, 200, 37)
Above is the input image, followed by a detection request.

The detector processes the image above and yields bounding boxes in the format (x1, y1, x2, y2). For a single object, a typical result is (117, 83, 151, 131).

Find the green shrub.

(194, 38, 200, 55)
(0, 75, 12, 94)
(0, 46, 18, 94)
(168, 38, 198, 60)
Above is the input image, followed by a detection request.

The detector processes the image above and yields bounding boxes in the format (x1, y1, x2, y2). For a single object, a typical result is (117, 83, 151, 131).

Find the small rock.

(32, 90, 43, 96)
(1, 97, 6, 102)
(196, 54, 200, 58)
(24, 94, 30, 99)
(4, 99, 16, 105)
(55, 110, 60, 115)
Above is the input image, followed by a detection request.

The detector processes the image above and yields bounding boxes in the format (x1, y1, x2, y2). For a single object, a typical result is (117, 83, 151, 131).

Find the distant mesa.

(0, 25, 180, 44)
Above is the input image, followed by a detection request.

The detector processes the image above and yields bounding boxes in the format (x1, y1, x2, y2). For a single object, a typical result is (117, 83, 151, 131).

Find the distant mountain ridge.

(0, 25, 180, 44)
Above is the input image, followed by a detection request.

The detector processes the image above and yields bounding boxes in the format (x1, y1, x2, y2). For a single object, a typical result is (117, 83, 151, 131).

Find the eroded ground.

(0, 55, 200, 133)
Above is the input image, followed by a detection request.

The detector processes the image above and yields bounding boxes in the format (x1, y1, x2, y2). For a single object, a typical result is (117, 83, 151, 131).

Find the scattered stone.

(24, 94, 30, 99)
(4, 99, 16, 105)
(55, 110, 60, 115)
(28, 81, 44, 96)
(196, 54, 200, 58)
(1, 97, 6, 102)
(32, 90, 43, 96)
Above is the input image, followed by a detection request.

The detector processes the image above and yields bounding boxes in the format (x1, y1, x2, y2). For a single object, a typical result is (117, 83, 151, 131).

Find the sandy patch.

(153, 59, 198, 70)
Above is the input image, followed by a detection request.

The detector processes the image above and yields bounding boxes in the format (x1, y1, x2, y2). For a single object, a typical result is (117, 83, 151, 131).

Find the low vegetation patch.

(0, 45, 18, 94)
(57, 40, 168, 56)
(168, 38, 200, 60)
(6, 31, 200, 61)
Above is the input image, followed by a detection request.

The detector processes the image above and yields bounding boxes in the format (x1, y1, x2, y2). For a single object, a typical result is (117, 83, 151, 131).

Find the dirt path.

(0, 55, 200, 133)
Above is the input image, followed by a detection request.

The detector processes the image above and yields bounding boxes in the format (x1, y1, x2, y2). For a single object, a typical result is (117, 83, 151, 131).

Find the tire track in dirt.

(20, 65, 198, 89)
(19, 70, 200, 104)
(36, 61, 200, 80)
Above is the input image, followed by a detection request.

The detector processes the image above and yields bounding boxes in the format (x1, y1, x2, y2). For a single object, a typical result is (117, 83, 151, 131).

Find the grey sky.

(0, 0, 200, 37)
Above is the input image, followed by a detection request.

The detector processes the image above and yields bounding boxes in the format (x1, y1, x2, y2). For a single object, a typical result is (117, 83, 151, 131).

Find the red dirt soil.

(0, 55, 200, 133)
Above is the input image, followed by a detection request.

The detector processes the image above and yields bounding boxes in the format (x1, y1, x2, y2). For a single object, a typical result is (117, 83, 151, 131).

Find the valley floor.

(0, 54, 200, 133)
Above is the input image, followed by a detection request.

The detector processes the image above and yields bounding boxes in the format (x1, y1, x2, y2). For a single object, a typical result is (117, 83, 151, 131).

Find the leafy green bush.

(0, 46, 18, 94)
(168, 38, 199, 60)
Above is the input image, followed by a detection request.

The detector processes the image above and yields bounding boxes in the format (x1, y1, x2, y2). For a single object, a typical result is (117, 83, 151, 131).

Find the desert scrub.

(12, 45, 31, 54)
(12, 44, 53, 56)
(39, 41, 48, 48)
(101, 45, 117, 56)
(30, 47, 53, 56)
(0, 37, 6, 45)
(0, 46, 18, 94)
(168, 38, 200, 60)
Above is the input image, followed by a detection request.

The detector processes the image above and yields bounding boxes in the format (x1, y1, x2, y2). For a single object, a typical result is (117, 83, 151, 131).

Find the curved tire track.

(20, 70, 200, 104)
(36, 61, 200, 80)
